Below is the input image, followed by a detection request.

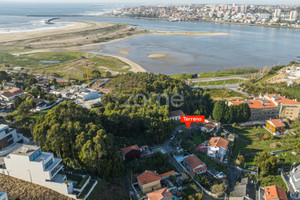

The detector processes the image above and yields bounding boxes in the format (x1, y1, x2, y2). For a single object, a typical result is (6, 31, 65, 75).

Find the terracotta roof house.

(264, 185, 287, 200)
(207, 137, 229, 162)
(169, 110, 185, 121)
(159, 171, 176, 179)
(146, 187, 174, 200)
(120, 145, 141, 161)
(182, 154, 206, 176)
(137, 170, 162, 193)
(266, 119, 286, 136)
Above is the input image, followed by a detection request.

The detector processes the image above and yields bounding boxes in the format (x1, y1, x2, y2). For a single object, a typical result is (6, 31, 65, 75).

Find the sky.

(2, 0, 300, 5)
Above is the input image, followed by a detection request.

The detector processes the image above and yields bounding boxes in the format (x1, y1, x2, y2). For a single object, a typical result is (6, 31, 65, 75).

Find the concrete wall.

(138, 180, 161, 194)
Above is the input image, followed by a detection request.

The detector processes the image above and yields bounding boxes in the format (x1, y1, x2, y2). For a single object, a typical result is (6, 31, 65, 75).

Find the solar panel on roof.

(260, 100, 268, 104)
(273, 95, 281, 100)
(214, 139, 218, 143)
(243, 100, 251, 104)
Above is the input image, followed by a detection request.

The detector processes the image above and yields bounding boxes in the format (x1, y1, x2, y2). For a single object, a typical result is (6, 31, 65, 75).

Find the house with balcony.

(207, 137, 229, 162)
(0, 124, 29, 157)
(0, 145, 97, 199)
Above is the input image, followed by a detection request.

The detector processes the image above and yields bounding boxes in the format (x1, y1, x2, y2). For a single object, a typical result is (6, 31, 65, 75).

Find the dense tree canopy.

(254, 152, 280, 175)
(33, 101, 124, 178)
(212, 101, 251, 124)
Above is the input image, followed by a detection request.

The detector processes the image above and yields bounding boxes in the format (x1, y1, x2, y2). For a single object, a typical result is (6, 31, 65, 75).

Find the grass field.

(0, 51, 130, 80)
(170, 68, 260, 80)
(204, 88, 248, 100)
(226, 126, 300, 190)
(192, 79, 243, 86)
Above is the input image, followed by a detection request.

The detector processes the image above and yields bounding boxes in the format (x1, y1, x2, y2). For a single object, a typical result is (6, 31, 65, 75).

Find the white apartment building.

(76, 88, 100, 101)
(0, 124, 29, 157)
(290, 11, 298, 21)
(0, 145, 96, 199)
(0, 192, 8, 200)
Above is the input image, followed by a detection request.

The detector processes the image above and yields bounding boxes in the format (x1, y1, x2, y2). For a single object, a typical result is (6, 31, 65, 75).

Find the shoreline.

(107, 15, 300, 30)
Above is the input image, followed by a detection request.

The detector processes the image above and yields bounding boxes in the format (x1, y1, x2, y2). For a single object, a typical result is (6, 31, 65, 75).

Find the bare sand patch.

(148, 53, 168, 58)
(148, 53, 179, 63)
(119, 48, 130, 55)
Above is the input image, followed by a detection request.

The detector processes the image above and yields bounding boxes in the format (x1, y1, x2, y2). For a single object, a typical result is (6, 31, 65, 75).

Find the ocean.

(1, 2, 300, 74)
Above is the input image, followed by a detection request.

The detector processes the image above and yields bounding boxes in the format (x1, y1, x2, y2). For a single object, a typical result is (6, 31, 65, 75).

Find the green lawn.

(192, 79, 243, 86)
(204, 88, 248, 100)
(170, 69, 260, 80)
(0, 51, 130, 80)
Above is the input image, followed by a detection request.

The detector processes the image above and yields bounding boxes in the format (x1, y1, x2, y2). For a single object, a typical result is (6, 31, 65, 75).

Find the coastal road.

(193, 83, 251, 97)
(187, 73, 257, 83)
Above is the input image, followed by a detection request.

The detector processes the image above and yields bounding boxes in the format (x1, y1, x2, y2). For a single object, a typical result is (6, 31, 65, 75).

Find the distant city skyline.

(2, 0, 300, 5)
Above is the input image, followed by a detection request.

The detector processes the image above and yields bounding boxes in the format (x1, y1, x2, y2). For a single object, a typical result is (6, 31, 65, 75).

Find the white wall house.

(0, 191, 8, 200)
(0, 124, 29, 157)
(207, 137, 229, 162)
(290, 165, 300, 197)
(169, 110, 185, 120)
(0, 145, 96, 199)
(76, 89, 99, 101)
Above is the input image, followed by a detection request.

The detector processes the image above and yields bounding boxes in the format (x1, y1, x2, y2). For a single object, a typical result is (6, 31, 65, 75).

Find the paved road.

(193, 83, 251, 97)
(187, 73, 257, 83)
(162, 126, 217, 200)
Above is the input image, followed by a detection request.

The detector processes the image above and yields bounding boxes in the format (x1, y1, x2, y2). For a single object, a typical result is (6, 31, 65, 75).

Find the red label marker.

(180, 115, 205, 129)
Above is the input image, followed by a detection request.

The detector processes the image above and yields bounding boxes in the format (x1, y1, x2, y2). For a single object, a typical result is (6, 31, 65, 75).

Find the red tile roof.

(159, 170, 175, 179)
(267, 119, 285, 128)
(267, 94, 300, 105)
(264, 185, 287, 200)
(146, 188, 173, 200)
(120, 145, 140, 156)
(170, 110, 185, 117)
(183, 154, 206, 171)
(1, 91, 14, 98)
(209, 137, 229, 149)
(9, 88, 20, 92)
(137, 170, 161, 185)
(229, 99, 277, 109)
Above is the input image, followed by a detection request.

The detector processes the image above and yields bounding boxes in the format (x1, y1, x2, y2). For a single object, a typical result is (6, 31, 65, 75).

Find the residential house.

(290, 165, 300, 196)
(5, 81, 23, 89)
(182, 154, 207, 176)
(146, 187, 174, 200)
(207, 137, 229, 162)
(230, 177, 256, 200)
(228, 99, 279, 121)
(265, 119, 286, 136)
(137, 170, 176, 194)
(0, 88, 24, 102)
(207, 168, 227, 181)
(0, 191, 8, 200)
(264, 94, 300, 120)
(120, 145, 141, 161)
(169, 110, 185, 121)
(201, 123, 217, 133)
(0, 145, 96, 199)
(0, 124, 29, 157)
(264, 185, 287, 200)
(137, 170, 162, 193)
